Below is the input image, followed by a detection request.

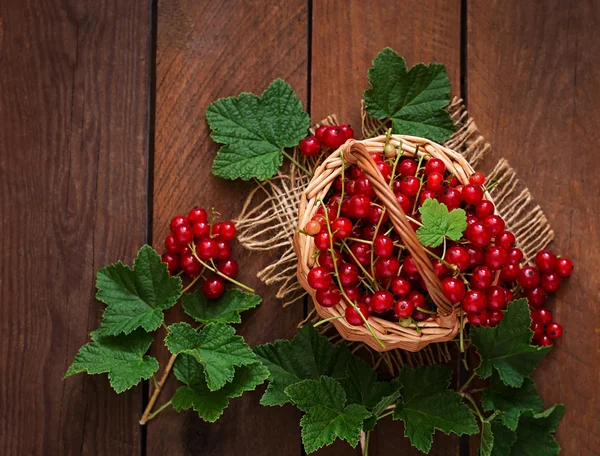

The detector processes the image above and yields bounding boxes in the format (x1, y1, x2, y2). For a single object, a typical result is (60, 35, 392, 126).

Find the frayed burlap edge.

(235, 97, 554, 375)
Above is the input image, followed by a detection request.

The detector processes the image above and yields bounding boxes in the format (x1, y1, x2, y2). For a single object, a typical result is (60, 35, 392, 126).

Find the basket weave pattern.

(294, 134, 493, 352)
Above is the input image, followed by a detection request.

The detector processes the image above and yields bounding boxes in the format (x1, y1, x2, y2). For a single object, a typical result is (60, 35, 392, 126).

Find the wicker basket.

(294, 134, 493, 352)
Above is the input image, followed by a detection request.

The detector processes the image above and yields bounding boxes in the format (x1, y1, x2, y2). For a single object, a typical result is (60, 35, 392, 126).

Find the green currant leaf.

(363, 47, 455, 143)
(480, 420, 494, 456)
(171, 353, 269, 422)
(285, 376, 371, 454)
(254, 323, 351, 406)
(416, 199, 467, 248)
(509, 405, 564, 456)
(393, 365, 478, 454)
(471, 299, 551, 387)
(165, 322, 257, 391)
(182, 289, 261, 324)
(482, 374, 544, 430)
(206, 78, 310, 181)
(65, 329, 158, 393)
(489, 421, 517, 456)
(96, 245, 182, 336)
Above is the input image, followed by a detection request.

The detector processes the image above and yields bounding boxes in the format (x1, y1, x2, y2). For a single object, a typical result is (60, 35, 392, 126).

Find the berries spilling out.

(301, 147, 571, 344)
(299, 124, 355, 157)
(161, 206, 242, 300)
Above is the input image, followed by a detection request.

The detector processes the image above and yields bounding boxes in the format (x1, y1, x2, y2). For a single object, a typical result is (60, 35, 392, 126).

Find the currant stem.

(459, 310, 465, 354)
(189, 244, 254, 293)
(181, 274, 202, 294)
(314, 315, 345, 328)
(377, 410, 394, 421)
(140, 353, 178, 425)
(146, 399, 173, 422)
(416, 306, 437, 315)
(363, 430, 371, 456)
(463, 393, 485, 423)
(389, 140, 403, 189)
(282, 150, 312, 177)
(460, 372, 477, 394)
(405, 215, 423, 227)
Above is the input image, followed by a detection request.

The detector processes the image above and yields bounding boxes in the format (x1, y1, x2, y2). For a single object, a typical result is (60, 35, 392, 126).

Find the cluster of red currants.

(303, 149, 571, 345)
(299, 124, 355, 157)
(161, 207, 239, 299)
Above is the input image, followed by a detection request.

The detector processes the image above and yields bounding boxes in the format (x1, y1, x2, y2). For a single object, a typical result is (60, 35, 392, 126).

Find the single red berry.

(488, 309, 504, 326)
(470, 265, 494, 290)
(394, 299, 414, 318)
(536, 335, 553, 346)
(399, 159, 418, 177)
(193, 221, 211, 239)
(556, 257, 573, 277)
(500, 263, 520, 282)
(523, 286, 546, 308)
(348, 194, 371, 218)
(350, 242, 371, 265)
(377, 162, 393, 182)
(181, 254, 202, 278)
(217, 258, 238, 278)
(322, 127, 347, 149)
(442, 277, 466, 303)
(355, 177, 376, 198)
(373, 235, 394, 257)
(367, 206, 389, 225)
(433, 259, 450, 277)
(485, 246, 508, 270)
(486, 286, 508, 310)
(391, 277, 411, 296)
(318, 250, 342, 271)
(504, 289, 514, 302)
(202, 277, 225, 300)
(419, 189, 437, 205)
(469, 171, 486, 186)
(180, 246, 192, 256)
(462, 184, 484, 204)
(369, 152, 383, 163)
(218, 221, 236, 241)
(412, 309, 430, 322)
(401, 176, 421, 196)
(161, 253, 180, 274)
(408, 291, 426, 309)
(315, 125, 328, 141)
(465, 222, 493, 247)
(426, 172, 444, 191)
(170, 215, 189, 233)
(371, 291, 394, 313)
(466, 245, 484, 267)
(445, 246, 470, 272)
(483, 215, 505, 236)
(299, 135, 322, 157)
(403, 255, 419, 276)
(331, 217, 352, 239)
(506, 247, 524, 265)
(475, 200, 495, 219)
(441, 187, 462, 209)
(314, 231, 331, 250)
(211, 222, 222, 239)
(518, 266, 540, 289)
(535, 250, 557, 273)
(216, 240, 231, 260)
(307, 266, 332, 290)
(339, 263, 360, 287)
(531, 320, 545, 338)
(546, 322, 563, 339)
(344, 286, 362, 303)
(165, 234, 182, 253)
(540, 272, 561, 293)
(447, 176, 459, 187)
(374, 257, 401, 279)
(339, 124, 355, 140)
(462, 290, 487, 313)
(467, 310, 489, 326)
(304, 220, 322, 236)
(188, 207, 208, 224)
(316, 285, 341, 307)
(345, 303, 369, 326)
(197, 237, 218, 261)
(395, 192, 412, 213)
(532, 307, 553, 325)
(425, 158, 446, 175)
(173, 223, 194, 246)
(496, 231, 516, 250)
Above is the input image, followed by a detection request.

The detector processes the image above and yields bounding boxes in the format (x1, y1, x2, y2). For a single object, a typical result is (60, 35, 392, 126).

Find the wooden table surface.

(1, 1, 599, 454)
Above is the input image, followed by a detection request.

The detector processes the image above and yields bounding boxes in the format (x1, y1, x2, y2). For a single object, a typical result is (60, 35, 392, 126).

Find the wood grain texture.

(148, 1, 308, 454)
(311, 1, 462, 454)
(467, 0, 600, 454)
(0, 0, 151, 454)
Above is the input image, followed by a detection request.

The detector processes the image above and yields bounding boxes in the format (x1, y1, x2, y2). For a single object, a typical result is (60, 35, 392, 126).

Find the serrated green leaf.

(165, 322, 257, 391)
(393, 365, 478, 454)
(482, 374, 544, 430)
(364, 48, 455, 143)
(509, 405, 564, 456)
(471, 299, 551, 387)
(416, 199, 467, 247)
(285, 376, 371, 454)
(171, 353, 269, 422)
(490, 421, 517, 456)
(480, 420, 494, 456)
(96, 245, 182, 335)
(254, 324, 351, 406)
(206, 78, 310, 181)
(182, 289, 261, 324)
(65, 329, 158, 393)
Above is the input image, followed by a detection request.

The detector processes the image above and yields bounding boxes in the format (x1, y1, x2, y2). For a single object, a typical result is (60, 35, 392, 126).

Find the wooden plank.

(311, 1, 462, 454)
(148, 0, 308, 454)
(0, 0, 151, 454)
(467, 0, 600, 454)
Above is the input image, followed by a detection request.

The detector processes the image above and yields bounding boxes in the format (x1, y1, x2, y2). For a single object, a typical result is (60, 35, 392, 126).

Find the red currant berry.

(447, 176, 459, 187)
(377, 162, 393, 182)
(322, 127, 346, 149)
(299, 135, 322, 157)
(371, 291, 394, 313)
(193, 221, 211, 239)
(419, 189, 437, 205)
(485, 246, 508, 270)
(188, 207, 208, 224)
(470, 265, 494, 290)
(367, 206, 389, 225)
(339, 263, 360, 287)
(348, 194, 371, 218)
(408, 291, 426, 309)
(202, 277, 225, 300)
(339, 124, 355, 140)
(536, 335, 553, 346)
(412, 309, 430, 322)
(345, 303, 369, 326)
(469, 171, 486, 186)
(462, 184, 484, 204)
(370, 152, 383, 163)
(350, 242, 371, 265)
(475, 200, 495, 219)
(196, 237, 218, 261)
(535, 250, 557, 273)
(314, 231, 331, 250)
(374, 257, 400, 279)
(523, 286, 546, 308)
(496, 231, 516, 250)
(425, 158, 446, 175)
(399, 159, 418, 176)
(540, 272, 561, 292)
(394, 299, 414, 318)
(161, 253, 180, 274)
(181, 254, 202, 278)
(426, 172, 444, 191)
(546, 322, 563, 339)
(391, 277, 411, 296)
(403, 255, 419, 276)
(315, 125, 328, 141)
(331, 217, 352, 239)
(373, 235, 394, 257)
(518, 266, 540, 289)
(211, 222, 222, 239)
(532, 307, 553, 325)
(556, 257, 573, 277)
(217, 258, 238, 278)
(504, 289, 514, 302)
(216, 240, 232, 260)
(401, 176, 421, 196)
(316, 285, 341, 307)
(465, 222, 493, 247)
(307, 266, 332, 290)
(304, 220, 322, 236)
(466, 245, 484, 267)
(507, 247, 524, 265)
(165, 234, 182, 253)
(486, 286, 508, 310)
(483, 215, 505, 236)
(344, 286, 362, 303)
(433, 259, 450, 277)
(394, 192, 412, 213)
(318, 250, 342, 271)
(487, 309, 504, 327)
(355, 177, 376, 198)
(218, 222, 236, 241)
(462, 290, 487, 313)
(170, 215, 189, 233)
(467, 309, 489, 326)
(500, 263, 520, 282)
(441, 187, 462, 209)
(442, 277, 466, 303)
(173, 223, 194, 246)
(445, 246, 470, 272)
(531, 320, 545, 338)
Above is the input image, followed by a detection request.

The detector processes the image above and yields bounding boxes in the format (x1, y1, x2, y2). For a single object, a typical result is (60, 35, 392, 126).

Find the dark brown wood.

(148, 1, 308, 454)
(467, 0, 600, 454)
(311, 1, 462, 454)
(0, 0, 151, 454)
